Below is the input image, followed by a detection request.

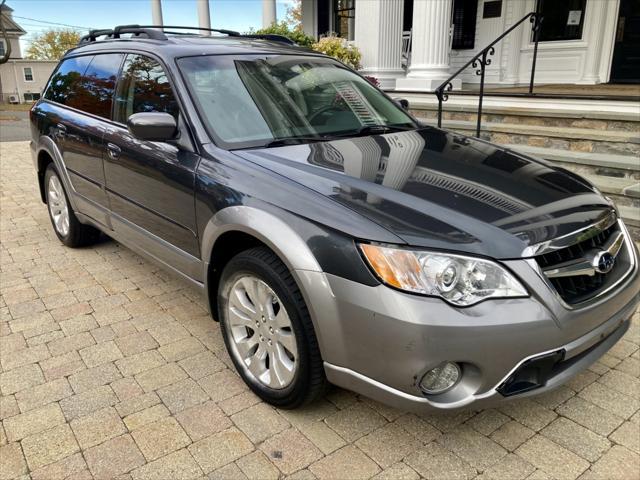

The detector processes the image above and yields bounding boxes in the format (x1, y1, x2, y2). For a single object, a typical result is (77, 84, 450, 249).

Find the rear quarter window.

(44, 56, 93, 104)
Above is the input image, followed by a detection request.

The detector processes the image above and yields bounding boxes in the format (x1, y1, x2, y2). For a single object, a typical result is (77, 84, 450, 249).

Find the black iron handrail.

(434, 11, 543, 137)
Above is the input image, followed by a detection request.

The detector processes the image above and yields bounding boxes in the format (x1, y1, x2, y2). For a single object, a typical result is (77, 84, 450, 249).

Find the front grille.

(535, 222, 627, 305)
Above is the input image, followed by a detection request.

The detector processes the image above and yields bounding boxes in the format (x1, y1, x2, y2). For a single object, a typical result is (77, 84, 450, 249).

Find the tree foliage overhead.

(26, 29, 80, 60)
(285, 0, 302, 31)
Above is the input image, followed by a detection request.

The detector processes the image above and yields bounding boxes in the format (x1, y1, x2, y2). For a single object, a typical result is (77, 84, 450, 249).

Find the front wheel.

(44, 165, 100, 248)
(218, 247, 326, 408)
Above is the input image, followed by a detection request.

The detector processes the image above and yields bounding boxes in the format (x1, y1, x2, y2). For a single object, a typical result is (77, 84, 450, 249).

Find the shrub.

(311, 35, 362, 70)
(250, 21, 315, 48)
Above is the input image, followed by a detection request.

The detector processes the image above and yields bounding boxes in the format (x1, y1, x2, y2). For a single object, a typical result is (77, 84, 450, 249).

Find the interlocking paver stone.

(231, 403, 289, 443)
(258, 428, 322, 475)
(310, 445, 381, 480)
(236, 450, 280, 480)
(0, 362, 44, 395)
(59, 384, 118, 420)
(1, 141, 639, 480)
(132, 416, 191, 461)
(0, 442, 28, 479)
(356, 423, 421, 468)
(541, 417, 611, 462)
(20, 423, 79, 470)
(69, 361, 122, 393)
(157, 377, 209, 414)
(15, 377, 73, 412)
(188, 426, 254, 473)
(131, 448, 203, 480)
(84, 434, 146, 479)
(176, 400, 232, 441)
(3, 402, 65, 441)
(70, 406, 126, 449)
(516, 434, 590, 480)
(405, 441, 476, 480)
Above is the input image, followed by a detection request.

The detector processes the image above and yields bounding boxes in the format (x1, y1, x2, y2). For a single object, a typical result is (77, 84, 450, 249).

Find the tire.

(44, 164, 100, 248)
(218, 246, 326, 408)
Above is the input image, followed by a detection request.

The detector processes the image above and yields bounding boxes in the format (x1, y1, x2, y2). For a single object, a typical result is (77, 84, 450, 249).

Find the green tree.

(26, 29, 80, 60)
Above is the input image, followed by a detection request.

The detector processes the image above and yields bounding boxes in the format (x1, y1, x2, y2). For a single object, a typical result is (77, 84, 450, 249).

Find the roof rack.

(78, 25, 297, 46)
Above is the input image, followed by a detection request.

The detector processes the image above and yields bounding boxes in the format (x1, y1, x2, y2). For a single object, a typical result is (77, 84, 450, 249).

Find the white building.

(0, 4, 57, 103)
(299, 0, 639, 91)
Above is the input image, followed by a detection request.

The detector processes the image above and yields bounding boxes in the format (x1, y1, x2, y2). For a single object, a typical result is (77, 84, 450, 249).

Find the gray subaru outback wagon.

(30, 26, 640, 411)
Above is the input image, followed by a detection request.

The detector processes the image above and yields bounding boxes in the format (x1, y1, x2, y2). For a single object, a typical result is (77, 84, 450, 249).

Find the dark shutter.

(452, 0, 479, 50)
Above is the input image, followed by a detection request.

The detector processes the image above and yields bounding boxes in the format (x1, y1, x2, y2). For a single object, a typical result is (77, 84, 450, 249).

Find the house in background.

(300, 0, 639, 91)
(0, 3, 57, 103)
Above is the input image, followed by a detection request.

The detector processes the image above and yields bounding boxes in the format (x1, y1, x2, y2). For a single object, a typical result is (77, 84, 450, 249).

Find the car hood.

(234, 127, 614, 259)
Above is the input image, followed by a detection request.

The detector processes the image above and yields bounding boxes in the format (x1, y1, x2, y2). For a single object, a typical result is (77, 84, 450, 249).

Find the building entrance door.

(610, 0, 640, 83)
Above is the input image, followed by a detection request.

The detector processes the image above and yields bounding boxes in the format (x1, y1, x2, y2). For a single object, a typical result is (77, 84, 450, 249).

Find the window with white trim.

(23, 67, 34, 82)
(0, 41, 5, 58)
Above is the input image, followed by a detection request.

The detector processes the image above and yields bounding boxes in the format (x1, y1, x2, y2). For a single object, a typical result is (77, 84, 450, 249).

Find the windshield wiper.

(261, 135, 334, 148)
(334, 124, 416, 138)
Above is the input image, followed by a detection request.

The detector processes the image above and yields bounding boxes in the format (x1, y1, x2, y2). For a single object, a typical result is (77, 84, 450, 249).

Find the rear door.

(43, 53, 124, 225)
(102, 53, 200, 275)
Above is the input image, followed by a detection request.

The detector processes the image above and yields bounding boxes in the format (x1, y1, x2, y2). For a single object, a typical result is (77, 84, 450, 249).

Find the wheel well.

(37, 150, 54, 203)
(207, 231, 268, 319)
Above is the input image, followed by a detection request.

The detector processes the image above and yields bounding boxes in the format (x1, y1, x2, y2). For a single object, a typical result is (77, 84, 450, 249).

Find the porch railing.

(434, 11, 543, 138)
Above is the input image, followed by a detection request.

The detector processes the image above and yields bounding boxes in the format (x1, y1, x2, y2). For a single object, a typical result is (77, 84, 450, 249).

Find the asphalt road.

(0, 110, 31, 142)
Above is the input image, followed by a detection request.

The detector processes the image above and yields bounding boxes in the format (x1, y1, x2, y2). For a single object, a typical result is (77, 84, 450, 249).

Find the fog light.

(420, 362, 461, 394)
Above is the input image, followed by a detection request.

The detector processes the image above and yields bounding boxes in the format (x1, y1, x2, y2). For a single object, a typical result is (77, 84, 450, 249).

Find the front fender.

(201, 205, 322, 274)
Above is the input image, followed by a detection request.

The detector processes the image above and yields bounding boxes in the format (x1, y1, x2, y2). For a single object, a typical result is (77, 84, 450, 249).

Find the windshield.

(177, 54, 417, 149)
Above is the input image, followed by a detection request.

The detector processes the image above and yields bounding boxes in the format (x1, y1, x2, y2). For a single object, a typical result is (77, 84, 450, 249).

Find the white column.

(262, 0, 277, 28)
(396, 0, 457, 92)
(502, 0, 527, 84)
(197, 0, 211, 35)
(580, 0, 608, 83)
(301, 0, 317, 38)
(354, 0, 404, 90)
(151, 0, 163, 26)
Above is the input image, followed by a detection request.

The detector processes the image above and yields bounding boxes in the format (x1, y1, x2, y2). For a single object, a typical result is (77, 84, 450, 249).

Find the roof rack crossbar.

(123, 25, 241, 36)
(78, 25, 297, 46)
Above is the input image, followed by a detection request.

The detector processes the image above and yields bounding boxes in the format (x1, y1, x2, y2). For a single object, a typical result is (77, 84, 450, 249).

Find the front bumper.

(294, 242, 639, 412)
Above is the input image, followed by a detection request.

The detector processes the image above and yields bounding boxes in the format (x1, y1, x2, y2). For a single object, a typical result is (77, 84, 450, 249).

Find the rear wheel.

(218, 247, 326, 408)
(45, 165, 100, 248)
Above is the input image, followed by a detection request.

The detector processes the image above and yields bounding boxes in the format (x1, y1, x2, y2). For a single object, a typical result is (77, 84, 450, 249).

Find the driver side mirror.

(127, 112, 177, 142)
(393, 98, 409, 110)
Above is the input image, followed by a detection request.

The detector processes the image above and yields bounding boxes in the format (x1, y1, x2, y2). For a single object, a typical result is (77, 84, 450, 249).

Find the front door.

(103, 53, 201, 276)
(610, 0, 640, 83)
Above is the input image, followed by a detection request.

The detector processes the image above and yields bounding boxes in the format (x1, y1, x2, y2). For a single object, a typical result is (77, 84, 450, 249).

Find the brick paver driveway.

(1, 140, 639, 480)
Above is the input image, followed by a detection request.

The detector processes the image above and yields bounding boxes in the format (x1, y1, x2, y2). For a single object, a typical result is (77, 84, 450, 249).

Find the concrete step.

(420, 118, 640, 144)
(582, 174, 639, 198)
(620, 205, 640, 228)
(502, 144, 640, 175)
(403, 93, 640, 122)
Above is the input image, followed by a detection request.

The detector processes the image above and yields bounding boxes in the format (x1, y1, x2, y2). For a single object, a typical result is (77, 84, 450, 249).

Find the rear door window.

(44, 53, 123, 119)
(44, 56, 93, 104)
(114, 54, 179, 124)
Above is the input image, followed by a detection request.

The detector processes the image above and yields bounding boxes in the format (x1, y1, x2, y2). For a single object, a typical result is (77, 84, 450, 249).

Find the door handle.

(106, 143, 121, 160)
(55, 123, 67, 139)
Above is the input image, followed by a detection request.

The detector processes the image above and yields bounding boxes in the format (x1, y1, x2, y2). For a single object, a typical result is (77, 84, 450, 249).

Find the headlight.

(359, 244, 527, 306)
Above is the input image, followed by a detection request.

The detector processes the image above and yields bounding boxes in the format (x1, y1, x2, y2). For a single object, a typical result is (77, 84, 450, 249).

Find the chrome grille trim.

(521, 210, 617, 257)
(528, 219, 637, 310)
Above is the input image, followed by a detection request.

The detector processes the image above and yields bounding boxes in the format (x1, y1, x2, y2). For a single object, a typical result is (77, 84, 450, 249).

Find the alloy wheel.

(226, 275, 298, 389)
(47, 174, 70, 237)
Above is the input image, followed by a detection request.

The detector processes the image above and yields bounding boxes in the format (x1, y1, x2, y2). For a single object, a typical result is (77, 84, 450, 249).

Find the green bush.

(311, 35, 362, 70)
(250, 21, 315, 48)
